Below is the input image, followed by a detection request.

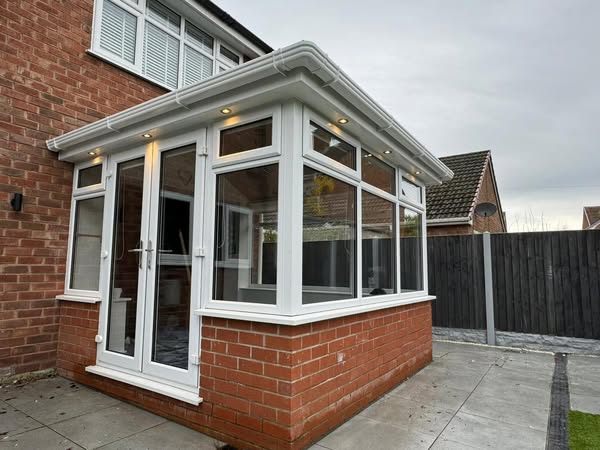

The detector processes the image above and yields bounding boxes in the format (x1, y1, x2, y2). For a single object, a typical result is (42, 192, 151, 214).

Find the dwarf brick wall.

(0, 0, 165, 376)
(58, 301, 432, 450)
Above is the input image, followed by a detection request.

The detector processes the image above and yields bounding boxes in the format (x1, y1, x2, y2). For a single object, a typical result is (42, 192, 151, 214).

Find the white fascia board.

(47, 41, 452, 183)
(427, 217, 473, 226)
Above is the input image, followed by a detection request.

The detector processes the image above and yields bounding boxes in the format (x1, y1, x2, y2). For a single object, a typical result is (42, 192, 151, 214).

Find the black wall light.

(10, 193, 23, 212)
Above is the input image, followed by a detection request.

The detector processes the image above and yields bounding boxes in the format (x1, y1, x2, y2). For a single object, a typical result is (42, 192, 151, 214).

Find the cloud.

(216, 0, 600, 230)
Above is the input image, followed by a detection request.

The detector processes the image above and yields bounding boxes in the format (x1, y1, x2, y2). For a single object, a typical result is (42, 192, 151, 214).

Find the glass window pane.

(303, 167, 356, 303)
(77, 165, 102, 188)
(146, 0, 180, 33)
(107, 157, 145, 356)
(219, 45, 240, 65)
(310, 122, 356, 170)
(70, 197, 104, 291)
(400, 208, 423, 292)
(362, 192, 396, 296)
(213, 164, 279, 304)
(219, 118, 272, 157)
(152, 146, 196, 369)
(361, 151, 395, 194)
(185, 22, 213, 54)
(402, 178, 422, 203)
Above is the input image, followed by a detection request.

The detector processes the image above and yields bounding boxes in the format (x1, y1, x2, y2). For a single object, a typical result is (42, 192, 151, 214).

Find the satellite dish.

(475, 202, 497, 217)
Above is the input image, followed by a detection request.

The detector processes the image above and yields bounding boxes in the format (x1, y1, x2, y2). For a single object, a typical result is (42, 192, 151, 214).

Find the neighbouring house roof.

(197, 1, 273, 54)
(583, 206, 600, 229)
(426, 150, 493, 222)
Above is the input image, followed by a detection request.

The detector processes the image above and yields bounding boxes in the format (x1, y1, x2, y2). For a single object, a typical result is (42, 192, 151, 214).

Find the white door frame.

(97, 129, 206, 392)
(97, 144, 153, 371)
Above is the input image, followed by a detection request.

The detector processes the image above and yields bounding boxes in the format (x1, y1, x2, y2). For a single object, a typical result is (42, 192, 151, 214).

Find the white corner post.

(482, 232, 496, 345)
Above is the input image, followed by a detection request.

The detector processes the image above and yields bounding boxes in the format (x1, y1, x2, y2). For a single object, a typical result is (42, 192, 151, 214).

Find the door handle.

(128, 240, 143, 269)
(145, 240, 153, 269)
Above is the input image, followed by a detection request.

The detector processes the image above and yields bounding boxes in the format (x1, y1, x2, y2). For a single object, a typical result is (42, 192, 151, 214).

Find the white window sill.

(195, 294, 435, 325)
(56, 294, 101, 304)
(85, 365, 203, 406)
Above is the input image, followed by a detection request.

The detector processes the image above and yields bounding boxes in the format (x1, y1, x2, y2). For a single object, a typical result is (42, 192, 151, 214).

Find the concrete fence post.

(483, 232, 496, 345)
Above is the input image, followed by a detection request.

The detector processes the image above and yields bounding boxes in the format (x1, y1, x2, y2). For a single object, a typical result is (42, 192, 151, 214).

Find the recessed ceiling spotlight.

(337, 118, 349, 125)
(364, 153, 373, 158)
(220, 108, 232, 114)
(142, 133, 152, 138)
(415, 171, 421, 175)
(383, 150, 392, 154)
(88, 151, 96, 156)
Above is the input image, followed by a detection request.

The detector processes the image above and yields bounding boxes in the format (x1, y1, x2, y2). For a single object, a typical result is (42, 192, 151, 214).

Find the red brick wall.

(57, 301, 432, 450)
(427, 224, 473, 236)
(472, 164, 505, 233)
(0, 0, 166, 376)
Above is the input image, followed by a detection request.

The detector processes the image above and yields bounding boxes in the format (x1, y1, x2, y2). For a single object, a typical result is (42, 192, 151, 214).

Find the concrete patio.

(2, 341, 599, 449)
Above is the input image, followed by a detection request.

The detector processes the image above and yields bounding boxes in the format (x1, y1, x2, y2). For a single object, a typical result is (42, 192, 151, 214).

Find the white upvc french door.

(98, 130, 205, 391)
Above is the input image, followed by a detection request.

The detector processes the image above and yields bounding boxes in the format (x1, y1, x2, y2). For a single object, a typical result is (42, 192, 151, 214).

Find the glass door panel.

(106, 157, 146, 356)
(149, 146, 196, 371)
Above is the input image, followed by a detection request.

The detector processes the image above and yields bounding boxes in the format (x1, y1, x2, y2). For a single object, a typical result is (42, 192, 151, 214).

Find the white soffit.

(47, 41, 453, 184)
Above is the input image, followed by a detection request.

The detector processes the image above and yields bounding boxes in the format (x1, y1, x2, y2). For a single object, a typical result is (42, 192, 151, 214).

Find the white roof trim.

(427, 217, 473, 226)
(47, 41, 452, 183)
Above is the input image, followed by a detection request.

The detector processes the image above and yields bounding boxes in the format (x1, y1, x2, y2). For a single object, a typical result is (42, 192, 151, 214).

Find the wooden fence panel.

(430, 231, 600, 340)
(428, 234, 486, 329)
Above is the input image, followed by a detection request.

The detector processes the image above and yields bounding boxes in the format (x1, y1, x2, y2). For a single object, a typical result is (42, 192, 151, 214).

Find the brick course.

(58, 301, 432, 450)
(0, 0, 165, 376)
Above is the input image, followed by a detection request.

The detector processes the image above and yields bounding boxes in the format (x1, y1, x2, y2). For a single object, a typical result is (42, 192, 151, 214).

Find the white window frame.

(64, 158, 107, 300)
(202, 104, 284, 315)
(212, 105, 282, 168)
(90, 0, 245, 91)
(302, 107, 361, 182)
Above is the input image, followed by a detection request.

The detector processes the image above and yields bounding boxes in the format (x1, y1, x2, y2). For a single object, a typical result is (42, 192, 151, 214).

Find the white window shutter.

(143, 22, 179, 89)
(100, 0, 137, 64)
(183, 45, 213, 86)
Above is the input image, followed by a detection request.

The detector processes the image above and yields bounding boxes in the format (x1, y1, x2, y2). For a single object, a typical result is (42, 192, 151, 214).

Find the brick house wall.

(58, 300, 432, 450)
(0, 0, 166, 376)
(472, 162, 505, 233)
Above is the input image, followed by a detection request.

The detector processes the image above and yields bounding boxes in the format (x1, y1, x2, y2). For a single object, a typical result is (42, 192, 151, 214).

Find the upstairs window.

(94, 0, 243, 89)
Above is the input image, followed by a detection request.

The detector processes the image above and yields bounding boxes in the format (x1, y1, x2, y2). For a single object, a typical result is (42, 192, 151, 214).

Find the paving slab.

(50, 402, 167, 449)
(0, 426, 83, 450)
(436, 411, 547, 450)
(317, 414, 435, 450)
(388, 379, 473, 413)
(359, 394, 455, 436)
(472, 375, 551, 410)
(0, 399, 44, 438)
(461, 389, 549, 431)
(96, 421, 223, 450)
(7, 385, 122, 425)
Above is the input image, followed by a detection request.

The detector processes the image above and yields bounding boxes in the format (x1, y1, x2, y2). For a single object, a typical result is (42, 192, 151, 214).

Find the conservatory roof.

(47, 41, 453, 185)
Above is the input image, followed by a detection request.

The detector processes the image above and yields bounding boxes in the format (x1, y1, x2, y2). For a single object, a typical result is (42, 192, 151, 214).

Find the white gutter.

(427, 217, 473, 226)
(47, 41, 453, 182)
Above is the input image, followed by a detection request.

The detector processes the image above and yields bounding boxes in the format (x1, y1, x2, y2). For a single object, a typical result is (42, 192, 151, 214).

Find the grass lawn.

(569, 410, 600, 450)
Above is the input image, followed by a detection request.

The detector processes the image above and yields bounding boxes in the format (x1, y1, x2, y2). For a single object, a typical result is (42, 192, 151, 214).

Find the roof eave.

(47, 41, 452, 184)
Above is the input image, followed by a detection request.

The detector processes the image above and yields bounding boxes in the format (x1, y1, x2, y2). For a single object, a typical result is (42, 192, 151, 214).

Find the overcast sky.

(215, 0, 599, 231)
